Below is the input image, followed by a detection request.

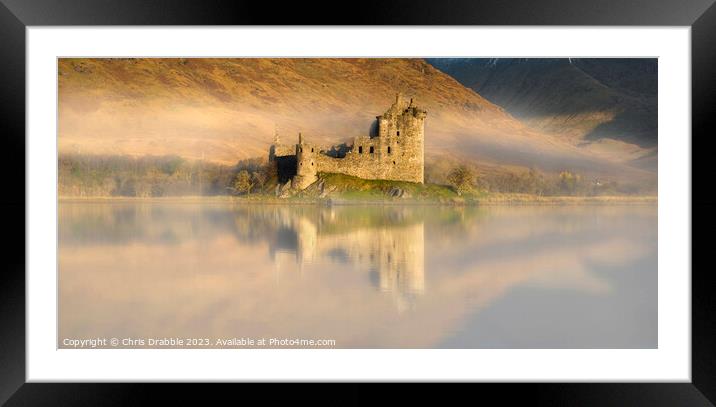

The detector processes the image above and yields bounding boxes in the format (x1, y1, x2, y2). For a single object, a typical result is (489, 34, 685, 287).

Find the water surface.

(59, 202, 657, 348)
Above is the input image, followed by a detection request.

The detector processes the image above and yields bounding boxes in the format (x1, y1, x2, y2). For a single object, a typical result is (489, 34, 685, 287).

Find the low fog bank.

(59, 100, 655, 186)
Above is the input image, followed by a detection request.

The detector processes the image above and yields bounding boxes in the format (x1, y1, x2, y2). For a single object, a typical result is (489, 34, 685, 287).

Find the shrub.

(447, 165, 476, 195)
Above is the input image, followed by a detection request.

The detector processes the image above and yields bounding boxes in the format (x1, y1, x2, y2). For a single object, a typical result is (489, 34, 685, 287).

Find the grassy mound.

(293, 172, 481, 203)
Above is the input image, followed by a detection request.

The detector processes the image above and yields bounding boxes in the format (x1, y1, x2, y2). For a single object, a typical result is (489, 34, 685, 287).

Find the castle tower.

(375, 94, 426, 183)
(395, 92, 404, 107)
(293, 132, 318, 189)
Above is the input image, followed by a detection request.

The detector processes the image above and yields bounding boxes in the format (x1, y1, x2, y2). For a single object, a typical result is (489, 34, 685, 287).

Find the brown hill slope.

(58, 58, 653, 181)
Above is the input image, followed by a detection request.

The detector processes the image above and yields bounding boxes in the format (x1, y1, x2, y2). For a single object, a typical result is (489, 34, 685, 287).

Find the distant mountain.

(427, 58, 657, 148)
(58, 58, 653, 181)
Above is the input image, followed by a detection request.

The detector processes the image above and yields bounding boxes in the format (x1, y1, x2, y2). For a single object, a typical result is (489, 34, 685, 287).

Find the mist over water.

(59, 202, 656, 349)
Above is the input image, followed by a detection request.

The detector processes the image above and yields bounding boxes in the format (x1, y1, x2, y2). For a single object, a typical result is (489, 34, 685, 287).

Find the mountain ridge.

(427, 58, 657, 148)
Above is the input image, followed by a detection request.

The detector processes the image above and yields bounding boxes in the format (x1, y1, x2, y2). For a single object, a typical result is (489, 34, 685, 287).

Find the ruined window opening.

(300, 147, 303, 152)
(358, 146, 363, 154)
(397, 131, 400, 136)
(311, 162, 314, 166)
(388, 146, 391, 154)
(311, 148, 314, 152)
(369, 146, 374, 154)
(393, 161, 396, 165)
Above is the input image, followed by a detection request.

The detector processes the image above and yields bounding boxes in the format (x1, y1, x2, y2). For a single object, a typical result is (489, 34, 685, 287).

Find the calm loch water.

(58, 202, 657, 349)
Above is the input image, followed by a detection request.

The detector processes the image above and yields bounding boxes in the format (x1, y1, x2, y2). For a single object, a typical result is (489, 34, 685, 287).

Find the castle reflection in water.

(266, 206, 425, 312)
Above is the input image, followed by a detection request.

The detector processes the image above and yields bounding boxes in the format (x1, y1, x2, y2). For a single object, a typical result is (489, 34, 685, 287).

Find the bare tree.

(251, 170, 268, 193)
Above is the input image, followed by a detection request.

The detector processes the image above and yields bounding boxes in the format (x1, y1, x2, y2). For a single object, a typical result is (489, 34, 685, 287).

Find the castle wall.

(271, 144, 296, 158)
(269, 144, 300, 184)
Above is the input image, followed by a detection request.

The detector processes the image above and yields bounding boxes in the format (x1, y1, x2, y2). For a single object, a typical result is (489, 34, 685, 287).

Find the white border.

(27, 27, 690, 382)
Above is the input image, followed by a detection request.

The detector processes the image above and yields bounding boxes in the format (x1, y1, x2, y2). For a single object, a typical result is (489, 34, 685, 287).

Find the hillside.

(427, 58, 658, 161)
(59, 58, 654, 182)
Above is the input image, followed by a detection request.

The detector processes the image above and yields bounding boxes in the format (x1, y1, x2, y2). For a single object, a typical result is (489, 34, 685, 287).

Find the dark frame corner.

(1, 0, 714, 404)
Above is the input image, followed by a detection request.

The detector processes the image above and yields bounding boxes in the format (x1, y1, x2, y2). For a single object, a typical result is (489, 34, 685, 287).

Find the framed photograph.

(3, 0, 714, 404)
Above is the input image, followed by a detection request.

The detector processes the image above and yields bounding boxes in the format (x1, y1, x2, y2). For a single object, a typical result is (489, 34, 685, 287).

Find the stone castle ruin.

(269, 93, 427, 190)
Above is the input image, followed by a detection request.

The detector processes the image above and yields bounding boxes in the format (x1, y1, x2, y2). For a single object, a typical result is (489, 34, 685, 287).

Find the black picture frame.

(1, 0, 713, 404)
